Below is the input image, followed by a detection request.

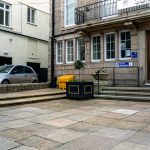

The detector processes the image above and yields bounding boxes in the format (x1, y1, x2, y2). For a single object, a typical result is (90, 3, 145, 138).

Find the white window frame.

(27, 7, 36, 25)
(77, 38, 85, 62)
(119, 30, 131, 60)
(0, 2, 11, 27)
(56, 41, 63, 64)
(66, 39, 74, 64)
(91, 35, 101, 62)
(64, 0, 76, 26)
(104, 32, 116, 61)
(102, 0, 117, 19)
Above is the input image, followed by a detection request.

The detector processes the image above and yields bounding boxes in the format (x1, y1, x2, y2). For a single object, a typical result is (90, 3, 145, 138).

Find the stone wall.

(0, 83, 49, 94)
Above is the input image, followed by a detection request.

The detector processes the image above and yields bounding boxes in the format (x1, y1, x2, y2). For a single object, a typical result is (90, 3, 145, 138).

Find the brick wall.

(0, 83, 49, 94)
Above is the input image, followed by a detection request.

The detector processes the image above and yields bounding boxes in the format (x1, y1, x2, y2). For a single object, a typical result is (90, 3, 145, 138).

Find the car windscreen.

(0, 66, 13, 73)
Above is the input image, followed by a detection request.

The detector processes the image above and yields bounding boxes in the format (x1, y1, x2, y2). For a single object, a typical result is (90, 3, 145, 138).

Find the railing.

(75, 0, 117, 25)
(95, 67, 140, 94)
(62, 66, 140, 95)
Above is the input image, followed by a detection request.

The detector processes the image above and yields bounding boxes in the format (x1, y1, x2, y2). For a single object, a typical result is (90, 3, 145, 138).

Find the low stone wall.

(0, 83, 49, 93)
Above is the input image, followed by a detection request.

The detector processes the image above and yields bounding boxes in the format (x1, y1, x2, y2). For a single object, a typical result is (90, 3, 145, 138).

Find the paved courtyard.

(0, 98, 150, 150)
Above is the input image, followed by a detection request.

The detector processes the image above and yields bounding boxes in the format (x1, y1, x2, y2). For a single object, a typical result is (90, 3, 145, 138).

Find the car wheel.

(32, 80, 37, 83)
(1, 80, 10, 84)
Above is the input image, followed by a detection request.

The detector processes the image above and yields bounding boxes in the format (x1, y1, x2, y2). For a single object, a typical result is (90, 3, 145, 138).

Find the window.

(92, 36, 101, 61)
(12, 66, 25, 74)
(27, 7, 35, 24)
(66, 40, 74, 63)
(0, 2, 10, 27)
(120, 31, 131, 59)
(77, 38, 85, 61)
(102, 0, 117, 17)
(105, 33, 115, 60)
(65, 0, 76, 26)
(56, 41, 63, 64)
(25, 67, 34, 73)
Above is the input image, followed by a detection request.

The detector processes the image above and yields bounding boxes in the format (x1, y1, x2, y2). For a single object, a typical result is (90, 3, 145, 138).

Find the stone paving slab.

(52, 134, 120, 150)
(93, 127, 136, 141)
(12, 146, 38, 150)
(112, 141, 150, 150)
(127, 132, 150, 146)
(0, 97, 149, 150)
(0, 136, 20, 150)
(41, 128, 85, 144)
(19, 136, 61, 150)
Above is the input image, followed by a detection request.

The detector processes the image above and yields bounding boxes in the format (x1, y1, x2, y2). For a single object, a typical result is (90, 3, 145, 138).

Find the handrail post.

(98, 72, 100, 95)
(113, 67, 115, 87)
(138, 67, 140, 87)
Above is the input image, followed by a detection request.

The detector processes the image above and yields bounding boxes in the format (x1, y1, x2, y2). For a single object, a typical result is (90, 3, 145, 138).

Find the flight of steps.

(0, 90, 66, 107)
(95, 87, 150, 101)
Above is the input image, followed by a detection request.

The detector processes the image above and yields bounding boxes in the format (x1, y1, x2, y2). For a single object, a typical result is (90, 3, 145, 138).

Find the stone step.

(102, 87, 150, 92)
(0, 94, 66, 107)
(100, 91, 150, 96)
(0, 91, 66, 101)
(95, 94, 150, 102)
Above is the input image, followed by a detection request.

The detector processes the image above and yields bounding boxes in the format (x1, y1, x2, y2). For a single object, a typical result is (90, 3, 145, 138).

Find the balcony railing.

(75, 0, 117, 25)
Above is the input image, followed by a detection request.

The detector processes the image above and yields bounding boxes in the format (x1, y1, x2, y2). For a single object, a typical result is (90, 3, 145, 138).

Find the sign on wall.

(131, 52, 138, 58)
(116, 62, 133, 67)
(117, 0, 150, 10)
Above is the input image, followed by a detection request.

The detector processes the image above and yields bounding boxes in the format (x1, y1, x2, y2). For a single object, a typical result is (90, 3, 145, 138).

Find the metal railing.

(95, 67, 140, 94)
(62, 66, 140, 95)
(75, 0, 117, 25)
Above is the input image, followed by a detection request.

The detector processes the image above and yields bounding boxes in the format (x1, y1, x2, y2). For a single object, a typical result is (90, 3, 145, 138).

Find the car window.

(25, 67, 34, 73)
(12, 66, 25, 74)
(0, 66, 13, 73)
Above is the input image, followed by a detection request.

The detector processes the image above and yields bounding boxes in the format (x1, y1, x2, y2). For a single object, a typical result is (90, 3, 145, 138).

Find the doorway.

(27, 62, 40, 81)
(0, 56, 12, 66)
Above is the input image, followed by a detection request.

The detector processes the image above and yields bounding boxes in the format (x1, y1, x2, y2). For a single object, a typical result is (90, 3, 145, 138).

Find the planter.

(66, 82, 94, 99)
(91, 73, 109, 80)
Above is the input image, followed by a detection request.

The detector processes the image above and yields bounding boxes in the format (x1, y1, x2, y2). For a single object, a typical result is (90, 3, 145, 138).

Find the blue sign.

(132, 52, 138, 58)
(116, 62, 133, 68)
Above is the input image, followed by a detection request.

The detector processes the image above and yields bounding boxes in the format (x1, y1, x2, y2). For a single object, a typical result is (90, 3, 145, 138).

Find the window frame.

(66, 39, 74, 64)
(27, 7, 36, 25)
(77, 38, 85, 62)
(104, 32, 116, 61)
(0, 1, 11, 27)
(102, 0, 117, 19)
(56, 41, 63, 64)
(91, 35, 101, 62)
(64, 0, 76, 27)
(119, 30, 131, 60)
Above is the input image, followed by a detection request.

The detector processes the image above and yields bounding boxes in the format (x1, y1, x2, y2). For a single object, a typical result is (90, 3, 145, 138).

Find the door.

(27, 62, 40, 81)
(147, 32, 150, 81)
(10, 66, 27, 83)
(0, 56, 12, 65)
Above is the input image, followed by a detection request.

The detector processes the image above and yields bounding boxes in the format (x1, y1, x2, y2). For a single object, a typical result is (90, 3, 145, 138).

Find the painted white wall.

(1, 0, 49, 40)
(0, 0, 49, 68)
(0, 32, 48, 68)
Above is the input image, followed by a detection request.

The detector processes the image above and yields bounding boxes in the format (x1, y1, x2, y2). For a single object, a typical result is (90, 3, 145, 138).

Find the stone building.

(49, 0, 150, 86)
(0, 0, 49, 82)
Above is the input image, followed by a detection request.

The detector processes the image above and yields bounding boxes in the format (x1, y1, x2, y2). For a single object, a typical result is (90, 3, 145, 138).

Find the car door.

(25, 66, 35, 83)
(10, 66, 27, 84)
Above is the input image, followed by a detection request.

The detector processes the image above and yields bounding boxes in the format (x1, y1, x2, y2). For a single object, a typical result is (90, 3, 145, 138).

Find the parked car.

(0, 65, 38, 84)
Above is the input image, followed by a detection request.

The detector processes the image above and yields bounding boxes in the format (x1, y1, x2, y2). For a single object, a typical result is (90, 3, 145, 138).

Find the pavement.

(0, 95, 150, 149)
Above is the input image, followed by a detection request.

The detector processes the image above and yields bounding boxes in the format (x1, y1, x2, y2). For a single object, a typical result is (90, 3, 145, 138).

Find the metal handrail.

(95, 67, 140, 94)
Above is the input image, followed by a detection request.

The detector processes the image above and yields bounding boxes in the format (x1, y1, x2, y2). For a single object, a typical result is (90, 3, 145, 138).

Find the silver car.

(0, 65, 38, 84)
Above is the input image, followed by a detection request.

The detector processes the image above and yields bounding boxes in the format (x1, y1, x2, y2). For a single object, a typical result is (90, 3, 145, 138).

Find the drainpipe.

(50, 0, 55, 88)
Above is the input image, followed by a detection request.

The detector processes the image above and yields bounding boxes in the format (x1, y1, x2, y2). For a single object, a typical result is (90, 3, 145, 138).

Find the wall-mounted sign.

(117, 0, 150, 10)
(116, 62, 133, 67)
(131, 52, 138, 58)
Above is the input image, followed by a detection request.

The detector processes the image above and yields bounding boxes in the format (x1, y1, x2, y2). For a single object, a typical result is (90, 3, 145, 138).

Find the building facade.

(0, 0, 49, 82)
(49, 0, 150, 86)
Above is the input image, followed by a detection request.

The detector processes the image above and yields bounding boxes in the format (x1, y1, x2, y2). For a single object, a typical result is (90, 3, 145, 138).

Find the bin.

(57, 75, 75, 89)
